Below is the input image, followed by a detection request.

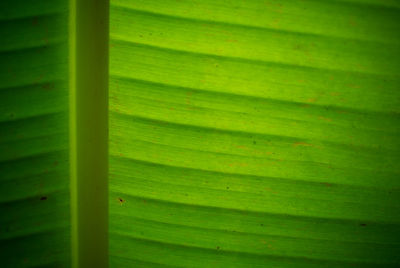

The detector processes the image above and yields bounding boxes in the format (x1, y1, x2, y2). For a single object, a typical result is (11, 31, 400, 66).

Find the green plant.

(1, 0, 399, 267)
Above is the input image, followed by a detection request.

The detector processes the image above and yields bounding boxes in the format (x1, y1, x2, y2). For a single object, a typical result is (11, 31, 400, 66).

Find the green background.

(0, 0, 399, 267)
(0, 0, 70, 267)
(109, 0, 400, 267)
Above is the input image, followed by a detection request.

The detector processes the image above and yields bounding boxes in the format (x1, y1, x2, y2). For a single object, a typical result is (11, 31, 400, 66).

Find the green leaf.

(0, 0, 70, 267)
(108, 0, 400, 267)
(1, 0, 400, 267)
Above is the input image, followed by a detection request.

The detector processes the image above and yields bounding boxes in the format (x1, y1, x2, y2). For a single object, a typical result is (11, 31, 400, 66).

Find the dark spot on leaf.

(253, 141, 256, 145)
(226, 186, 229, 190)
(216, 246, 220, 250)
(360, 223, 367, 227)
(42, 83, 54, 90)
(32, 17, 38, 26)
(40, 196, 47, 201)
(260, 223, 264, 226)
(118, 198, 125, 205)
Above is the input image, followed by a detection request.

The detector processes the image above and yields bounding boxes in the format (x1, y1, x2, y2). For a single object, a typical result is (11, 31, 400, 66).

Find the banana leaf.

(1, 0, 399, 267)
(0, 0, 71, 267)
(108, 0, 400, 267)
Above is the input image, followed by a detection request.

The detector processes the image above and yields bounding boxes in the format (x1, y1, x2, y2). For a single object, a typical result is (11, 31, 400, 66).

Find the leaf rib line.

(110, 4, 400, 45)
(109, 187, 400, 224)
(109, 232, 398, 266)
(109, 214, 400, 246)
(110, 111, 400, 155)
(109, 74, 400, 116)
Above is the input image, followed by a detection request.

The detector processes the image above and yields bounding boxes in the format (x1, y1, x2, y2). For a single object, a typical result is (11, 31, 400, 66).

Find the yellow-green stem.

(69, 0, 109, 267)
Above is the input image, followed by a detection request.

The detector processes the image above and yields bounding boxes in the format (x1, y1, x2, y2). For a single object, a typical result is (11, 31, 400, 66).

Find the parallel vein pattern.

(0, 0, 70, 267)
(109, 0, 400, 267)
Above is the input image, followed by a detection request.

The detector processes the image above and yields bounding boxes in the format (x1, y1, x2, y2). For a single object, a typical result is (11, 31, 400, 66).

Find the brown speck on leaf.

(318, 116, 332, 122)
(118, 198, 125, 205)
(321, 182, 332, 187)
(267, 244, 275, 250)
(32, 17, 38, 26)
(40, 196, 47, 201)
(293, 141, 314, 147)
(330, 92, 340, 96)
(349, 18, 357, 27)
(42, 83, 54, 91)
(347, 83, 360, 89)
(264, 186, 278, 194)
(235, 145, 248, 150)
(185, 91, 193, 106)
(216, 246, 220, 250)
(360, 223, 367, 227)
(42, 36, 49, 45)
